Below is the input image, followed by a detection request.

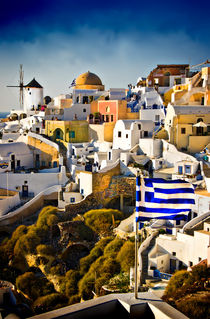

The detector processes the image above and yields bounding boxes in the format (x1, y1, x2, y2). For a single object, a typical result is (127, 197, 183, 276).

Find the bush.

(176, 295, 210, 319)
(104, 238, 124, 258)
(68, 294, 80, 305)
(79, 237, 112, 275)
(64, 270, 81, 297)
(84, 209, 124, 236)
(36, 206, 59, 229)
(33, 293, 68, 314)
(116, 241, 135, 272)
(36, 244, 55, 256)
(16, 272, 54, 301)
(164, 270, 191, 299)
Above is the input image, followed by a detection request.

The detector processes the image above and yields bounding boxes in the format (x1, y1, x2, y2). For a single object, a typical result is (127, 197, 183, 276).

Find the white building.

(0, 166, 68, 197)
(113, 120, 154, 150)
(24, 78, 43, 113)
(0, 142, 33, 173)
(148, 222, 210, 273)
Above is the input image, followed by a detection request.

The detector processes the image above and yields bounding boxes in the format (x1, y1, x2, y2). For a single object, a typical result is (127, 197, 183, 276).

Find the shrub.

(68, 294, 80, 305)
(163, 270, 191, 299)
(36, 244, 55, 256)
(79, 237, 112, 275)
(84, 209, 123, 236)
(14, 231, 41, 256)
(176, 295, 210, 319)
(65, 270, 81, 297)
(78, 273, 95, 300)
(104, 238, 124, 258)
(16, 272, 54, 301)
(33, 293, 68, 314)
(116, 241, 135, 272)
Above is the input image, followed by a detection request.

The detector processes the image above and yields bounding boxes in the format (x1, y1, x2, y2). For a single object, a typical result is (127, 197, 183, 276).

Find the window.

(106, 106, 110, 112)
(178, 166, 183, 174)
(172, 252, 176, 256)
(161, 260, 164, 264)
(83, 108, 86, 113)
(185, 165, 191, 174)
(81, 189, 84, 195)
(111, 115, 114, 122)
(189, 261, 193, 267)
(175, 78, 181, 85)
(17, 160, 20, 167)
(70, 197, 75, 203)
(118, 131, 121, 137)
(24, 181, 28, 184)
(138, 124, 141, 130)
(198, 257, 202, 262)
(102, 115, 105, 122)
(181, 128, 186, 134)
(41, 161, 46, 167)
(69, 131, 75, 138)
(126, 134, 128, 138)
(49, 161, 52, 167)
(155, 115, 160, 122)
(36, 128, 40, 134)
(144, 131, 148, 137)
(106, 115, 109, 122)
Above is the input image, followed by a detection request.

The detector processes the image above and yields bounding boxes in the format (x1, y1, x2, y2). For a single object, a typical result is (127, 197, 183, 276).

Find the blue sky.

(0, 0, 209, 111)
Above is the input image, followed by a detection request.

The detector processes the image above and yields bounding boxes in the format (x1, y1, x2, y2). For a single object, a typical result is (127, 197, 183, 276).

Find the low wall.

(0, 185, 60, 226)
(0, 190, 21, 217)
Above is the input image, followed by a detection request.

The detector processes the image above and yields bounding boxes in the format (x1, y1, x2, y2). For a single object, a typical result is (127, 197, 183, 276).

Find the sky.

(0, 0, 210, 111)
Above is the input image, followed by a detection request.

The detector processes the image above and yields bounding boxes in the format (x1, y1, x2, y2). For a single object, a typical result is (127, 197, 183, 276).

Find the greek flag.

(69, 78, 76, 88)
(136, 177, 195, 222)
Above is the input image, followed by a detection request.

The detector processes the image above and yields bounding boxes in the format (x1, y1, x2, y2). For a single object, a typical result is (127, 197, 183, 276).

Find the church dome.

(76, 71, 102, 86)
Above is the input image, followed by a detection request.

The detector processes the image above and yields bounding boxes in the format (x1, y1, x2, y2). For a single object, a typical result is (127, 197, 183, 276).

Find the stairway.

(140, 235, 157, 285)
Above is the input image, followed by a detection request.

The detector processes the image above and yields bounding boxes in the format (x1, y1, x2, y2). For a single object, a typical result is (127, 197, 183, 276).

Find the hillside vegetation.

(0, 206, 135, 314)
(162, 265, 210, 319)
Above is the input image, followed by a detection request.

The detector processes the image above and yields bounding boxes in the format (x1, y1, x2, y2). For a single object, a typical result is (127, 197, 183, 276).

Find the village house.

(113, 120, 154, 150)
(148, 221, 210, 274)
(165, 104, 210, 153)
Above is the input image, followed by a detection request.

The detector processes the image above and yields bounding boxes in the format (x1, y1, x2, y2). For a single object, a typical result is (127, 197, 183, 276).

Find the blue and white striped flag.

(136, 177, 195, 222)
(69, 78, 76, 88)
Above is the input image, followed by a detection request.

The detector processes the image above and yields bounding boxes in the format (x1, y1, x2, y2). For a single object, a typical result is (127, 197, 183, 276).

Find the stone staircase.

(140, 235, 157, 285)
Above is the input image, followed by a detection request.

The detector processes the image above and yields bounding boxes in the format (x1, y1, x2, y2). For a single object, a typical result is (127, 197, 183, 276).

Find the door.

(22, 185, 28, 197)
(11, 154, 15, 170)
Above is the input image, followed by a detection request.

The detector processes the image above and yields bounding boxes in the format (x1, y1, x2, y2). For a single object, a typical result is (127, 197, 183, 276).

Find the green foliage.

(176, 295, 210, 319)
(79, 237, 112, 275)
(36, 206, 59, 229)
(106, 272, 130, 292)
(36, 244, 55, 256)
(116, 241, 135, 272)
(84, 209, 123, 236)
(64, 270, 81, 297)
(78, 272, 95, 300)
(79, 256, 120, 300)
(164, 265, 210, 300)
(14, 231, 41, 256)
(16, 272, 54, 301)
(33, 293, 68, 314)
(68, 294, 80, 305)
(4, 225, 28, 256)
(104, 238, 124, 258)
(74, 223, 95, 241)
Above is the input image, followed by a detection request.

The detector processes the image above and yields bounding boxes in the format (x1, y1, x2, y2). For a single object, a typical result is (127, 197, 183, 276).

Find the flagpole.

(135, 173, 140, 299)
(134, 216, 139, 299)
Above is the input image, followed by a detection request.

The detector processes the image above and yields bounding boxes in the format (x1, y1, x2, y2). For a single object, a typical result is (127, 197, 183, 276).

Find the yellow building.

(45, 120, 89, 144)
(164, 67, 210, 106)
(27, 133, 59, 168)
(165, 104, 210, 153)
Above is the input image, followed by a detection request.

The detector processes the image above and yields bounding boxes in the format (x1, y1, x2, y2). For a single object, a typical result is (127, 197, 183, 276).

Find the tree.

(84, 209, 123, 236)
(116, 241, 135, 272)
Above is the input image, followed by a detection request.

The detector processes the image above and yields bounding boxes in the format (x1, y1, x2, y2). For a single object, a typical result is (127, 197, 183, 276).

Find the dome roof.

(76, 71, 102, 86)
